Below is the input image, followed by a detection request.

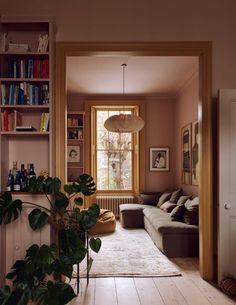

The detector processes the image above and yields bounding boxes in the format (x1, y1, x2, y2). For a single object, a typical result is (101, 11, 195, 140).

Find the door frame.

(55, 42, 213, 280)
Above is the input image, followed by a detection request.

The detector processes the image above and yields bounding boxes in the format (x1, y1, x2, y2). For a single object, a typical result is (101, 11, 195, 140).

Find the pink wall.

(174, 73, 199, 196)
(144, 95, 176, 192)
(1, 0, 236, 94)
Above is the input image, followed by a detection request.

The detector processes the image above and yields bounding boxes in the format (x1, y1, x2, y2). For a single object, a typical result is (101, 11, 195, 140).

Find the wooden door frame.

(55, 42, 213, 280)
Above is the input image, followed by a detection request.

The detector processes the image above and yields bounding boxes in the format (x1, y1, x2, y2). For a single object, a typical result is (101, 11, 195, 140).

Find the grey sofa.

(119, 203, 199, 257)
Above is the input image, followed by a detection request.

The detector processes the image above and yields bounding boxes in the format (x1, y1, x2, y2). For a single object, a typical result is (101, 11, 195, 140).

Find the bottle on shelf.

(13, 171, 21, 192)
(27, 163, 36, 183)
(19, 164, 27, 192)
(6, 170, 14, 192)
(12, 160, 18, 181)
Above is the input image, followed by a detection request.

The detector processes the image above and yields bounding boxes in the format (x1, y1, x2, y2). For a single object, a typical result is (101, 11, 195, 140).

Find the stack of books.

(0, 110, 22, 131)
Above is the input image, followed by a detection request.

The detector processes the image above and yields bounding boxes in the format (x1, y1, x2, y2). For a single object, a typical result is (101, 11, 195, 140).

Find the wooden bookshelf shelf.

(0, 131, 50, 136)
(0, 51, 49, 56)
(0, 78, 50, 82)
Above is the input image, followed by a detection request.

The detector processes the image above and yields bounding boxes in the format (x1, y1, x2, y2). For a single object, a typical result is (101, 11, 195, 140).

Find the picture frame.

(191, 120, 199, 185)
(181, 123, 192, 184)
(67, 145, 80, 163)
(150, 147, 169, 171)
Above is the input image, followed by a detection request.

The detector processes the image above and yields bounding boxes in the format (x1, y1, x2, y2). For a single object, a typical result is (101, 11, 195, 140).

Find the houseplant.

(0, 173, 101, 305)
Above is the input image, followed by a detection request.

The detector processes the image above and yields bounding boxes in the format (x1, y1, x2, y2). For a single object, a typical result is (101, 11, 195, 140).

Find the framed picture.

(67, 145, 80, 163)
(181, 123, 192, 184)
(150, 147, 169, 171)
(192, 120, 199, 185)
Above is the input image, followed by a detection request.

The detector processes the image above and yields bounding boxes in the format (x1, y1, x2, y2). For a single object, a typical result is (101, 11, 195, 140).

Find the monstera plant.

(0, 174, 101, 305)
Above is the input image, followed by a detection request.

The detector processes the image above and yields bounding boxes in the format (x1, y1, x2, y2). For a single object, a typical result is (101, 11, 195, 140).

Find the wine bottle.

(13, 171, 21, 192)
(6, 170, 14, 191)
(19, 164, 27, 191)
(27, 163, 36, 184)
(12, 160, 18, 181)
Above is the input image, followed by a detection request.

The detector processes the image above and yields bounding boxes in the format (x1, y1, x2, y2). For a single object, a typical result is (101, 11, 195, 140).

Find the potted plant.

(0, 173, 101, 305)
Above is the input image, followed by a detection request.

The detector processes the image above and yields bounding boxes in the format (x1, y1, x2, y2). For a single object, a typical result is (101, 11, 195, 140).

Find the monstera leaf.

(28, 176, 45, 193)
(0, 192, 22, 224)
(89, 237, 101, 253)
(80, 204, 100, 231)
(28, 209, 49, 230)
(77, 174, 96, 196)
(54, 192, 69, 213)
(44, 177, 61, 194)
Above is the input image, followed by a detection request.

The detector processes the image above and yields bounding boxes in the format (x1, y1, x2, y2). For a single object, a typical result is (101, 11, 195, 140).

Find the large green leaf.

(0, 285, 11, 305)
(52, 255, 73, 280)
(77, 174, 96, 196)
(2, 288, 30, 305)
(89, 237, 101, 253)
(28, 209, 49, 230)
(54, 192, 69, 212)
(59, 229, 87, 264)
(27, 176, 45, 193)
(34, 281, 76, 305)
(80, 204, 100, 231)
(63, 184, 74, 195)
(0, 192, 22, 224)
(45, 177, 61, 194)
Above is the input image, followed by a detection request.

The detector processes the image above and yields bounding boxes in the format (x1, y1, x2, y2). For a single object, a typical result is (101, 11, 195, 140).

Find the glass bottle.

(6, 170, 14, 192)
(12, 160, 18, 180)
(27, 163, 36, 183)
(13, 171, 21, 192)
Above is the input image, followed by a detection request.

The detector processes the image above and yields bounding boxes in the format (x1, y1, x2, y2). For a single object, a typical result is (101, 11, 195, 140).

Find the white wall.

(1, 0, 236, 94)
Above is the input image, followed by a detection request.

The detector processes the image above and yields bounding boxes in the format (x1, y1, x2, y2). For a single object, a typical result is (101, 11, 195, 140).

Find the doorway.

(55, 42, 213, 280)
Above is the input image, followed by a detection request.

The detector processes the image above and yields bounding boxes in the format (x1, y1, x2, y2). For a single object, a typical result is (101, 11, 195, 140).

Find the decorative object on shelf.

(150, 147, 170, 171)
(182, 123, 192, 184)
(67, 145, 80, 163)
(191, 120, 199, 186)
(104, 64, 144, 133)
(37, 33, 49, 52)
(0, 174, 101, 305)
(0, 32, 7, 52)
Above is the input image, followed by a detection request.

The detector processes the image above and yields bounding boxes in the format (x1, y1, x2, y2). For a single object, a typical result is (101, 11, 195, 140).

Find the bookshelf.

(0, 18, 55, 192)
(67, 111, 84, 183)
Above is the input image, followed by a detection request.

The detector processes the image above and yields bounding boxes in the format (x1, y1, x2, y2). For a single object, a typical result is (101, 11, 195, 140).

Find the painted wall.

(144, 95, 176, 192)
(174, 73, 199, 196)
(1, 0, 236, 94)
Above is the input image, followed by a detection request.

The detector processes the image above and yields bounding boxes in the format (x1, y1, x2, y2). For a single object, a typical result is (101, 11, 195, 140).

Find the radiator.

(96, 195, 134, 217)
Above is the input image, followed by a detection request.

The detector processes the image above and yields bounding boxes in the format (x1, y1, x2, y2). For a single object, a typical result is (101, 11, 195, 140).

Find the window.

(91, 104, 141, 194)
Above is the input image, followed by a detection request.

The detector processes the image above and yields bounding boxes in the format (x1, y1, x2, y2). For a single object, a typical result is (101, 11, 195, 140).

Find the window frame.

(88, 101, 145, 197)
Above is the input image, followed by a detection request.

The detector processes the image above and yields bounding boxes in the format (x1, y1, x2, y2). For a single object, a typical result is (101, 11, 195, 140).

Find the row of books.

(67, 117, 83, 127)
(1, 110, 22, 131)
(40, 113, 49, 132)
(0, 110, 50, 132)
(68, 129, 83, 140)
(1, 83, 49, 105)
(8, 59, 49, 79)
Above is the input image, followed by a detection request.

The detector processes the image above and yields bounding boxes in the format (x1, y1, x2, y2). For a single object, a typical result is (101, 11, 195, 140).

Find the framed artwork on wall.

(67, 145, 80, 163)
(181, 123, 192, 184)
(192, 120, 199, 185)
(150, 147, 169, 171)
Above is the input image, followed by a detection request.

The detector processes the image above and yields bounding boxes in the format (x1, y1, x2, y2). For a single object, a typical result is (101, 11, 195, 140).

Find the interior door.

(218, 89, 236, 283)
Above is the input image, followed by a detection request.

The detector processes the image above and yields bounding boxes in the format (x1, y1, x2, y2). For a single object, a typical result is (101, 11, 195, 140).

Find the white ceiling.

(66, 56, 198, 95)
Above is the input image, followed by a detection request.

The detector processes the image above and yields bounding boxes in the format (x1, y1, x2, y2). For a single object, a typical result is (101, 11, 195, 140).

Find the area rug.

(80, 223, 181, 277)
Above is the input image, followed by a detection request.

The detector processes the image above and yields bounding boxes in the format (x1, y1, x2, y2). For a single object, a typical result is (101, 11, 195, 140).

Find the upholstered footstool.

(89, 209, 116, 235)
(119, 204, 145, 228)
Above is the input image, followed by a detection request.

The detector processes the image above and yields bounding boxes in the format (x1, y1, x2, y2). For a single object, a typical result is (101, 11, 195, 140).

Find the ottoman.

(119, 204, 145, 228)
(89, 209, 116, 235)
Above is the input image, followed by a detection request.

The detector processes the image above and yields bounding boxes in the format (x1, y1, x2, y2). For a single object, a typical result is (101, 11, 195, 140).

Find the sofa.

(119, 190, 199, 257)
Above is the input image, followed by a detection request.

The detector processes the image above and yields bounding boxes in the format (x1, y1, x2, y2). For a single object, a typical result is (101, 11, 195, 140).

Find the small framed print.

(192, 120, 199, 186)
(182, 123, 192, 184)
(67, 145, 80, 163)
(150, 147, 169, 171)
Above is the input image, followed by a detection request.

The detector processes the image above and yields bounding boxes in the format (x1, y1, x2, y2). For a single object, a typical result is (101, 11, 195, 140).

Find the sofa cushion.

(138, 192, 162, 206)
(176, 195, 191, 206)
(170, 204, 186, 221)
(157, 192, 172, 207)
(169, 189, 183, 203)
(160, 201, 177, 213)
(119, 203, 148, 213)
(183, 197, 199, 225)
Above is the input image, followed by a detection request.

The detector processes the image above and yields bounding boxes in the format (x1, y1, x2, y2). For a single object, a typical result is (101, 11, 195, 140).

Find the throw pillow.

(170, 204, 186, 221)
(183, 209, 199, 225)
(185, 197, 199, 211)
(176, 195, 191, 206)
(160, 201, 177, 213)
(169, 189, 183, 203)
(157, 192, 172, 207)
(138, 192, 162, 206)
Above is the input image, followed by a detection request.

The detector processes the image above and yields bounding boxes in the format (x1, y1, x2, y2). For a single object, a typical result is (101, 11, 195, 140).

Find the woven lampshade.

(104, 113, 145, 133)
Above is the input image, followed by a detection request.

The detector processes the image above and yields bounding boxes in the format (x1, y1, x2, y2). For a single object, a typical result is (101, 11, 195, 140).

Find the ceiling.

(66, 56, 198, 96)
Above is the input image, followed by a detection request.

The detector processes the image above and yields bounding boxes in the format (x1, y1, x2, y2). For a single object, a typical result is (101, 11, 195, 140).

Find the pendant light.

(104, 64, 145, 133)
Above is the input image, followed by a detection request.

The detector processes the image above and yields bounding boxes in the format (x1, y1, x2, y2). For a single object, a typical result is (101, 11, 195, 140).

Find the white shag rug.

(80, 222, 181, 277)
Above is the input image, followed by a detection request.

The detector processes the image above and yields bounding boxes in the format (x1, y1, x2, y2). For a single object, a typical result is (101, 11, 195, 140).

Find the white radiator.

(96, 195, 134, 217)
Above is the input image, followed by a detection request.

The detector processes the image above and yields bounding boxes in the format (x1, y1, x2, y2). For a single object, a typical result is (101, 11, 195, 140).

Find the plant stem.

(22, 201, 52, 214)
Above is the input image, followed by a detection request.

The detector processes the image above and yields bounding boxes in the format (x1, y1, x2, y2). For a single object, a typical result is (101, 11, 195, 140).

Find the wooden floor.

(70, 258, 235, 305)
